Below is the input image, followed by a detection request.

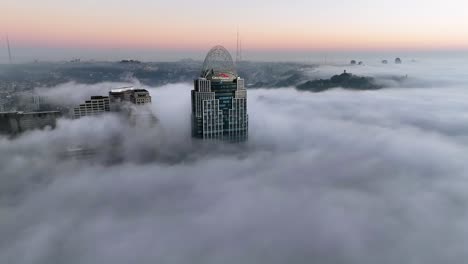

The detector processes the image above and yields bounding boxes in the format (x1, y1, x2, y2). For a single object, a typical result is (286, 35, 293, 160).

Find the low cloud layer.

(2, 62, 468, 263)
(34, 80, 141, 105)
(306, 57, 468, 89)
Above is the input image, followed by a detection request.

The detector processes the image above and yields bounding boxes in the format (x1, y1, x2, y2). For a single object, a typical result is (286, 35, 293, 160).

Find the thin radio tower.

(236, 28, 241, 63)
(6, 34, 12, 64)
(240, 38, 243, 62)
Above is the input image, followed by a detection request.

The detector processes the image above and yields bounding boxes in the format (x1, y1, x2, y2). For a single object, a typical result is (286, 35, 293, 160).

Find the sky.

(1, 0, 468, 61)
(2, 60, 468, 263)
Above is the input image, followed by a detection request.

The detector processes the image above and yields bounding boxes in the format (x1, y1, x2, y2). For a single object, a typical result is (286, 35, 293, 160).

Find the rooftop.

(0, 111, 61, 115)
(110, 86, 135, 93)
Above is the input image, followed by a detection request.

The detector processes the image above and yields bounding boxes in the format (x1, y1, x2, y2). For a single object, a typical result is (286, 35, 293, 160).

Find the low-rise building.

(72, 88, 154, 126)
(0, 111, 61, 135)
(73, 96, 110, 119)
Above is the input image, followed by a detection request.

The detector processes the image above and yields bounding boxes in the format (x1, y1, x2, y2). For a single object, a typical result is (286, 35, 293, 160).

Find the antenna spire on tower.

(240, 38, 242, 62)
(6, 34, 12, 64)
(236, 28, 242, 63)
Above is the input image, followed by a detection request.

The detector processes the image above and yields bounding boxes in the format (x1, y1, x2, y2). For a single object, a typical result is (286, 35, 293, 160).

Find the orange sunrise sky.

(2, 0, 468, 61)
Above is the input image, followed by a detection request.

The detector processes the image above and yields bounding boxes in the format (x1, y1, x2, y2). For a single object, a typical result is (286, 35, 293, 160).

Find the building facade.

(191, 45, 248, 142)
(0, 111, 61, 135)
(73, 96, 110, 119)
(109, 87, 152, 110)
(132, 89, 152, 105)
(73, 88, 155, 127)
(109, 87, 156, 126)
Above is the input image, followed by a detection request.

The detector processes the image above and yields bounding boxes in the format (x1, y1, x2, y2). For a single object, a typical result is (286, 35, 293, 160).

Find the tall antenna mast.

(6, 34, 12, 64)
(236, 27, 241, 63)
(240, 38, 243, 62)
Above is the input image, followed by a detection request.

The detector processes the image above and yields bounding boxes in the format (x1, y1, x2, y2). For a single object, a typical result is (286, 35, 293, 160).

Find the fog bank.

(2, 61, 468, 263)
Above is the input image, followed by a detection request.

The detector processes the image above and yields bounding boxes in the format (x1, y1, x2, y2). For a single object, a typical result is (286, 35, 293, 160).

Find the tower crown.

(201, 45, 237, 80)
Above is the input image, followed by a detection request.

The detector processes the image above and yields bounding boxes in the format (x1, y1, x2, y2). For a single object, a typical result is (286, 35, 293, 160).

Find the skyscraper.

(191, 45, 248, 142)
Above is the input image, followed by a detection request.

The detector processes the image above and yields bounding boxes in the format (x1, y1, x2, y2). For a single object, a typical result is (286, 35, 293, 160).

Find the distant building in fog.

(119, 59, 141, 64)
(72, 88, 155, 127)
(0, 111, 61, 135)
(62, 145, 99, 161)
(191, 45, 248, 142)
(109, 87, 152, 110)
(73, 96, 110, 119)
(132, 89, 152, 105)
(109, 87, 156, 126)
(32, 95, 48, 110)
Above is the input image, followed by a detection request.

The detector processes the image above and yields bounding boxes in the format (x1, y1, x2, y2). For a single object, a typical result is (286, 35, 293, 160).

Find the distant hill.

(296, 71, 381, 92)
(0, 61, 316, 89)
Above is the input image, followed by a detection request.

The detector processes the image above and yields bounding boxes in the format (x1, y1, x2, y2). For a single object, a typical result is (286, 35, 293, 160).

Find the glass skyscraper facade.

(191, 46, 248, 142)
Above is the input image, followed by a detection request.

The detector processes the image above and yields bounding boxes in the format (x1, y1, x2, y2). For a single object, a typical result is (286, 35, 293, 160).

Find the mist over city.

(2, 0, 468, 263)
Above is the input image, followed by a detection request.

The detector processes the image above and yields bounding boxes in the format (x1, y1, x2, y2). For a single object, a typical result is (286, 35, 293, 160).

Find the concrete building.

(32, 95, 47, 110)
(191, 45, 248, 142)
(109, 87, 152, 108)
(15, 93, 49, 112)
(72, 88, 154, 127)
(73, 96, 110, 119)
(109, 86, 133, 107)
(132, 89, 152, 105)
(109, 87, 155, 126)
(62, 145, 99, 161)
(0, 111, 61, 135)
